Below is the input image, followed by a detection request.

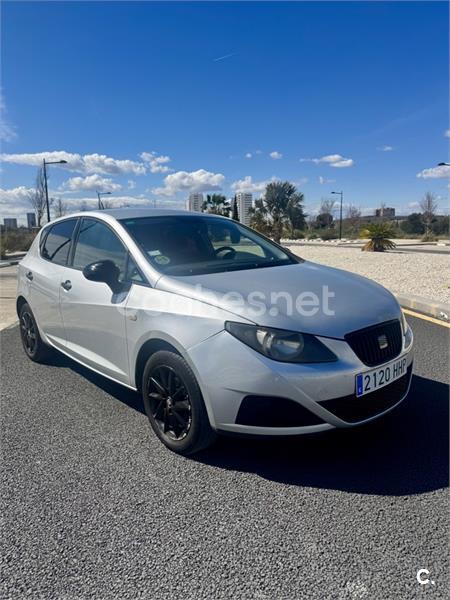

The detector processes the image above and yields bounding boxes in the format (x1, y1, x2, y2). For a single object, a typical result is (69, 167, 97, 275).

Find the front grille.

(236, 395, 324, 427)
(345, 319, 402, 367)
(321, 364, 412, 423)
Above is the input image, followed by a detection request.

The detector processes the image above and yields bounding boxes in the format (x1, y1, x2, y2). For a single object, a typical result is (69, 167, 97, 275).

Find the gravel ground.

(1, 317, 448, 599)
(286, 245, 450, 304)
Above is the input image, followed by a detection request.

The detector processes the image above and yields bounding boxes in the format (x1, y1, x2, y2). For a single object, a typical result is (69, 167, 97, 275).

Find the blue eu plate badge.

(356, 374, 364, 397)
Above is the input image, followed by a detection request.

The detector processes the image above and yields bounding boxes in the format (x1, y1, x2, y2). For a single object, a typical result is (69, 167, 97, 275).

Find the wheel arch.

(134, 338, 182, 391)
(16, 295, 28, 317)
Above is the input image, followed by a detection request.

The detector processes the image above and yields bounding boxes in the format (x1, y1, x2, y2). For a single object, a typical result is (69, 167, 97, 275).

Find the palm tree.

(252, 182, 305, 243)
(248, 198, 270, 235)
(202, 194, 231, 217)
(360, 223, 396, 252)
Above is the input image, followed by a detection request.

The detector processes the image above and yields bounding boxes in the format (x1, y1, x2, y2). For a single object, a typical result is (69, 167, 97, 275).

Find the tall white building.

(236, 192, 253, 226)
(188, 193, 204, 212)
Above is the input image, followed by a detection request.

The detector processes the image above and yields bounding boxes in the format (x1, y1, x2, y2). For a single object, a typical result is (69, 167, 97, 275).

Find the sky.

(1, 0, 449, 224)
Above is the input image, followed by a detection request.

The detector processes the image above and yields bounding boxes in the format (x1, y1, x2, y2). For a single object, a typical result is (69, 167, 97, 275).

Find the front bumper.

(187, 329, 414, 436)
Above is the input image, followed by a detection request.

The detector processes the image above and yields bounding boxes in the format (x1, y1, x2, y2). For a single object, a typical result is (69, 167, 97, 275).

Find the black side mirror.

(230, 227, 241, 244)
(82, 260, 122, 293)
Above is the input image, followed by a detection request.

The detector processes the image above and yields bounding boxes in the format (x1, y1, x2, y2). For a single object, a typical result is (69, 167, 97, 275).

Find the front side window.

(41, 219, 77, 265)
(120, 215, 298, 276)
(73, 218, 129, 280)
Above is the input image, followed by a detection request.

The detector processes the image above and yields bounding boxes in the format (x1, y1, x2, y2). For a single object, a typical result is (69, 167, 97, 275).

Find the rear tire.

(19, 303, 52, 363)
(142, 350, 216, 455)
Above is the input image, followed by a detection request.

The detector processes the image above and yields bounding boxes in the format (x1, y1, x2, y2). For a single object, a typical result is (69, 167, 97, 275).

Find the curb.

(0, 260, 21, 268)
(395, 293, 450, 322)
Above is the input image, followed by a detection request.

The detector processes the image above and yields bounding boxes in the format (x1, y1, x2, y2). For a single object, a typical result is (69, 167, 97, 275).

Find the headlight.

(401, 312, 413, 349)
(225, 322, 337, 363)
(401, 311, 408, 335)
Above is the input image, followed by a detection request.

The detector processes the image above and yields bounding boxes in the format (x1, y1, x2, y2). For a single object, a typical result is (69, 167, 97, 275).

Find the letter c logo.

(417, 569, 433, 585)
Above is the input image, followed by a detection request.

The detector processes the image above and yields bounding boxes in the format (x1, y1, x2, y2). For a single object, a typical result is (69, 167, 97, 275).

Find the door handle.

(26, 271, 33, 281)
(61, 280, 72, 291)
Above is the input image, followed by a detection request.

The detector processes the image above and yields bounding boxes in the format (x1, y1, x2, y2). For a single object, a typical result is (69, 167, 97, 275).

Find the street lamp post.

(43, 159, 68, 222)
(331, 190, 344, 240)
(96, 191, 112, 210)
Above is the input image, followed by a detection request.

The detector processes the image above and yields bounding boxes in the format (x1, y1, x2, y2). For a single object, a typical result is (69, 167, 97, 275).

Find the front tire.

(19, 303, 52, 362)
(142, 350, 216, 455)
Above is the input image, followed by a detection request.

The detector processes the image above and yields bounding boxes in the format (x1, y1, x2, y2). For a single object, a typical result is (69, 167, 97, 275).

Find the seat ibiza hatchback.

(17, 208, 413, 455)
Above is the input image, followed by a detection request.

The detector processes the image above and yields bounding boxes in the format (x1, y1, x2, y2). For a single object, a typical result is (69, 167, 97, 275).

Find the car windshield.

(119, 215, 298, 276)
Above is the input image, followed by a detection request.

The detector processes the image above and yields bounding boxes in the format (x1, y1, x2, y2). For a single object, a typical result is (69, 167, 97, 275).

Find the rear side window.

(41, 219, 77, 265)
(72, 218, 128, 279)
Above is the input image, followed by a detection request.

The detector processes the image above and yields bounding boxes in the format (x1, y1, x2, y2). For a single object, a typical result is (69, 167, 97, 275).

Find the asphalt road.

(1, 316, 448, 599)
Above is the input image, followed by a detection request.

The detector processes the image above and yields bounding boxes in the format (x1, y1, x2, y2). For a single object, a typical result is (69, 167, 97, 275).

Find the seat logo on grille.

(378, 334, 389, 349)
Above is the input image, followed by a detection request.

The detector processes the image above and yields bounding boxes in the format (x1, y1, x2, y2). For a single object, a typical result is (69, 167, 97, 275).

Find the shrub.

(0, 230, 37, 256)
(320, 229, 338, 241)
(421, 233, 437, 242)
(360, 223, 396, 252)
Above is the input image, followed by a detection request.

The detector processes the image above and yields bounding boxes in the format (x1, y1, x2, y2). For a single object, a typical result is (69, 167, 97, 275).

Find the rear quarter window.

(40, 219, 77, 266)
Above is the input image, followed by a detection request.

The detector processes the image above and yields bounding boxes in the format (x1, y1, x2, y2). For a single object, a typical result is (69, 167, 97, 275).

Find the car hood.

(155, 261, 402, 339)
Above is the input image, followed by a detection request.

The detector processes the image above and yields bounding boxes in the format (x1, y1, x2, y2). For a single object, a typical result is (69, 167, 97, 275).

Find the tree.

(257, 181, 305, 243)
(202, 194, 231, 217)
(360, 223, 396, 252)
(400, 213, 424, 235)
(248, 198, 271, 235)
(286, 191, 306, 235)
(53, 198, 68, 218)
(231, 195, 239, 221)
(102, 199, 114, 209)
(27, 167, 48, 227)
(346, 204, 361, 235)
(79, 200, 89, 211)
(315, 199, 335, 229)
(419, 192, 438, 237)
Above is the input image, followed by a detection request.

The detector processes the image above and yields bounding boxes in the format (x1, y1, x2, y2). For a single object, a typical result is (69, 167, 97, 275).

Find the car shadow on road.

(194, 375, 449, 496)
(46, 352, 146, 415)
(49, 349, 448, 496)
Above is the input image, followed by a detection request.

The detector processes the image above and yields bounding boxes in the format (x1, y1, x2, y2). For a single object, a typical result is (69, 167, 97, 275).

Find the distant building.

(188, 193, 204, 212)
(27, 212, 37, 229)
(375, 206, 395, 218)
(4, 218, 18, 230)
(236, 192, 253, 226)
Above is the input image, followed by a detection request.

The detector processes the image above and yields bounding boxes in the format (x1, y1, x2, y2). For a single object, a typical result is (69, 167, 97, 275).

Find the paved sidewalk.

(0, 266, 18, 330)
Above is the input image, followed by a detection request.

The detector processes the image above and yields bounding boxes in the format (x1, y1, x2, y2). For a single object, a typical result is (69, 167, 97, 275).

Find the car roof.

(59, 207, 225, 221)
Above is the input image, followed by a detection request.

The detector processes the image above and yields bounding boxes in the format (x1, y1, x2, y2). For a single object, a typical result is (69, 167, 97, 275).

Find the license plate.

(356, 356, 408, 397)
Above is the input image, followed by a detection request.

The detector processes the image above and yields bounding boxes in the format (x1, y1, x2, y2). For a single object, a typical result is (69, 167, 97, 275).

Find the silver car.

(17, 208, 413, 455)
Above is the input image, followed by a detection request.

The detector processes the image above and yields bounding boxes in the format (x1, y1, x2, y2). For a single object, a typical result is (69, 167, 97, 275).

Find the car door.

(59, 217, 137, 385)
(28, 218, 78, 350)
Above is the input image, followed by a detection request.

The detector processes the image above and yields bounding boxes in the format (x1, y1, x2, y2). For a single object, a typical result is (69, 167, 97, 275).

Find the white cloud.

(416, 165, 450, 179)
(318, 176, 336, 185)
(301, 154, 354, 168)
(0, 186, 34, 217)
(444, 130, 450, 138)
(62, 174, 122, 192)
(231, 175, 277, 195)
(83, 153, 146, 175)
(152, 169, 225, 196)
(0, 150, 148, 175)
(0, 186, 186, 223)
(269, 151, 283, 160)
(127, 180, 136, 189)
(377, 145, 394, 151)
(245, 153, 252, 159)
(0, 94, 17, 142)
(140, 151, 172, 173)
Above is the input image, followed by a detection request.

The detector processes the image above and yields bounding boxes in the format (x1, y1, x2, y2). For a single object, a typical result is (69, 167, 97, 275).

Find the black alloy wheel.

(147, 365, 192, 441)
(142, 350, 216, 455)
